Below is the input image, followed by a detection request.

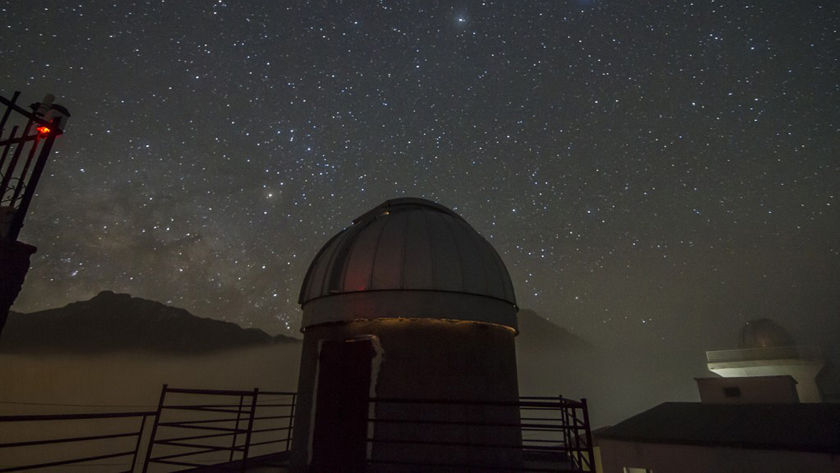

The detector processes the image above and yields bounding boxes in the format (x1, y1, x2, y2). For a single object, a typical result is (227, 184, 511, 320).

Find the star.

(0, 0, 835, 354)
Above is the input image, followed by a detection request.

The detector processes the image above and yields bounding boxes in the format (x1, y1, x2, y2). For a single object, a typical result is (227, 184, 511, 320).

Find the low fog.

(1, 331, 708, 428)
(0, 344, 301, 416)
(1, 311, 835, 429)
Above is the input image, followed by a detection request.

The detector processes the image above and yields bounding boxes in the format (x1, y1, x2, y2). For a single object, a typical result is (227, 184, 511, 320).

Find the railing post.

(0, 91, 20, 133)
(8, 133, 40, 204)
(571, 402, 582, 469)
(230, 394, 245, 462)
(130, 414, 149, 473)
(559, 395, 572, 461)
(580, 398, 595, 472)
(286, 393, 296, 452)
(0, 126, 19, 171)
(142, 384, 168, 473)
(240, 388, 259, 472)
(0, 119, 31, 199)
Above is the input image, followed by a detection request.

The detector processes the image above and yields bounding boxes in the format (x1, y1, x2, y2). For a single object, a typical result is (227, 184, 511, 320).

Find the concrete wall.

(695, 376, 799, 403)
(290, 318, 521, 472)
(598, 439, 840, 473)
(708, 359, 824, 402)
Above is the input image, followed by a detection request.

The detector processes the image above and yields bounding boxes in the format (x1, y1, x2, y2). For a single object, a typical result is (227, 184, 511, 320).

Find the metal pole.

(142, 384, 168, 473)
(230, 394, 245, 462)
(0, 126, 18, 172)
(0, 120, 31, 201)
(581, 398, 595, 472)
(8, 133, 41, 205)
(130, 414, 149, 473)
(285, 393, 296, 452)
(571, 403, 581, 469)
(559, 395, 572, 459)
(0, 91, 19, 134)
(240, 388, 259, 472)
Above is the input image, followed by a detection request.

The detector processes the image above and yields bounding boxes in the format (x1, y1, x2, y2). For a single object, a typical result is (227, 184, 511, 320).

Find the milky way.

(2, 1, 837, 350)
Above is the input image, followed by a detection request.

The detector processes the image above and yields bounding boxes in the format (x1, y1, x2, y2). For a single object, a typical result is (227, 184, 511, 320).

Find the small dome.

(298, 198, 517, 329)
(739, 318, 795, 349)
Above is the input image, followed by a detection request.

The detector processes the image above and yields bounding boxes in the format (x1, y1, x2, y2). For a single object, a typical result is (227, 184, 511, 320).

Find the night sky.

(2, 1, 837, 350)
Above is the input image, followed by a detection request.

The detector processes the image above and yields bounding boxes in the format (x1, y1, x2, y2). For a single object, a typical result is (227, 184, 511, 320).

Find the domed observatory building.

(291, 198, 521, 472)
(706, 318, 825, 402)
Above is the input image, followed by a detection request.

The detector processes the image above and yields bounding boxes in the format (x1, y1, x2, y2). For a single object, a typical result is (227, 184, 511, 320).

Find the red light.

(36, 126, 51, 135)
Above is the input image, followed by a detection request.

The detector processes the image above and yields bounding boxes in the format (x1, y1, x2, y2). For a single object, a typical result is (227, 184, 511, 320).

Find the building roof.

(596, 402, 840, 454)
(298, 198, 518, 329)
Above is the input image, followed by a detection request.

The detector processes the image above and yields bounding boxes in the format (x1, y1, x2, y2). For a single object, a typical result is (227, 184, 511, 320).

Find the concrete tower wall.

(708, 361, 824, 402)
(290, 318, 522, 471)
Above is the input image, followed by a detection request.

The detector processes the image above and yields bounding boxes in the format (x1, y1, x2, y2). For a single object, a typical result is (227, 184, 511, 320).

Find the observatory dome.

(739, 318, 795, 349)
(299, 197, 517, 329)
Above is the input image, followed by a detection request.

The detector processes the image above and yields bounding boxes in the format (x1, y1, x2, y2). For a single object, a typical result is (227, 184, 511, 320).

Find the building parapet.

(706, 346, 822, 364)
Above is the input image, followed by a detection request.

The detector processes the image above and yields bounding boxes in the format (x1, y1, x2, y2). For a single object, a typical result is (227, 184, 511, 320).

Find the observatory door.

(310, 338, 376, 473)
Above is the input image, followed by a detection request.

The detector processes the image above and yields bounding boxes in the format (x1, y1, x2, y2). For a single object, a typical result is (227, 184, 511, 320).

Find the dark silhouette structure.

(0, 91, 69, 335)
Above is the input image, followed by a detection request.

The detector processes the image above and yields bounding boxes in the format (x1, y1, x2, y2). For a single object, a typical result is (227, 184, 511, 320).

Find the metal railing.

(0, 410, 156, 473)
(365, 396, 594, 472)
(0, 388, 593, 472)
(141, 385, 296, 472)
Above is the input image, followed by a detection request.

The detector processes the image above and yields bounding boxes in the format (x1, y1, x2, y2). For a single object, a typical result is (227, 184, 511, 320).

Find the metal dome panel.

(299, 198, 517, 327)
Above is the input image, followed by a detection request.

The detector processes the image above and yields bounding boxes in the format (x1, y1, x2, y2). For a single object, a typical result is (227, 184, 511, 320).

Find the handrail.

(365, 395, 595, 472)
(0, 450, 139, 473)
(0, 411, 156, 422)
(0, 410, 155, 473)
(370, 396, 587, 408)
(142, 385, 295, 472)
(0, 388, 593, 472)
(0, 430, 140, 449)
(0, 387, 295, 473)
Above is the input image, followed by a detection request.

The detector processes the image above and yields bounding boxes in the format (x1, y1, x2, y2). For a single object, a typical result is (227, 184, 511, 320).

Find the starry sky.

(2, 1, 837, 351)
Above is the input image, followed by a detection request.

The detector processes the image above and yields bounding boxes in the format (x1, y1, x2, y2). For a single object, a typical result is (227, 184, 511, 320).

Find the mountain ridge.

(1, 290, 298, 354)
(516, 309, 592, 352)
(1, 292, 588, 356)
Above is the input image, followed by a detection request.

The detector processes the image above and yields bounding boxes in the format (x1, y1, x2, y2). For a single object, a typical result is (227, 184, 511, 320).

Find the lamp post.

(0, 91, 70, 336)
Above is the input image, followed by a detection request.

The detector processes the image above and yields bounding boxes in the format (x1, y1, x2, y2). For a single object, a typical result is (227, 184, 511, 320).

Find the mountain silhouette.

(0, 290, 298, 354)
(516, 309, 592, 353)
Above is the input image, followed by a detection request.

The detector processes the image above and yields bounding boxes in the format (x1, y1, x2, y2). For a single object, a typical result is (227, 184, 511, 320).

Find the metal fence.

(365, 396, 594, 472)
(0, 410, 156, 473)
(0, 386, 295, 473)
(0, 388, 593, 472)
(141, 385, 296, 471)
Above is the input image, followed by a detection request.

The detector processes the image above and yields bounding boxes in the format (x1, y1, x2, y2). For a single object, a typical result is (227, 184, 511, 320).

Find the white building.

(706, 319, 825, 402)
(595, 319, 837, 473)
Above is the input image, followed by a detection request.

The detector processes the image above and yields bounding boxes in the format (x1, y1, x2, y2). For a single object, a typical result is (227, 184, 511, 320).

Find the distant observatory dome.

(299, 197, 517, 329)
(739, 318, 795, 349)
